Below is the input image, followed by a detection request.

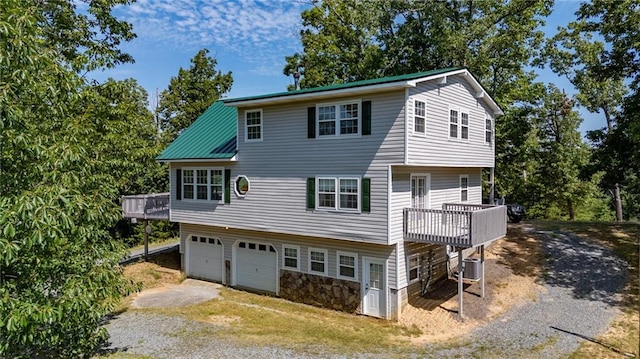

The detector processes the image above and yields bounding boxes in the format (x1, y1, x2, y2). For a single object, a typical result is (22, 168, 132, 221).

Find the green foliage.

(157, 48, 233, 141)
(0, 1, 140, 356)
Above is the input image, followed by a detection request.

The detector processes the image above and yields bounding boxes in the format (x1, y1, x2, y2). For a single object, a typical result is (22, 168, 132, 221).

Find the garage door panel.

(235, 243, 277, 293)
(187, 237, 223, 282)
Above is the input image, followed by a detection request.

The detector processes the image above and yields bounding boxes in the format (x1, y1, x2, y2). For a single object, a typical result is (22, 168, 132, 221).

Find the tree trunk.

(568, 198, 575, 220)
(614, 183, 623, 222)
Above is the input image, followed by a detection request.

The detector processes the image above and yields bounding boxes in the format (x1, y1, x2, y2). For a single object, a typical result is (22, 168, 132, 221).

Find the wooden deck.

(403, 203, 507, 248)
(122, 193, 170, 220)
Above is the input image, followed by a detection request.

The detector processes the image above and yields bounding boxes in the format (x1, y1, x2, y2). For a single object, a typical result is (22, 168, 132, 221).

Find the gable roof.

(156, 101, 237, 162)
(224, 68, 502, 115)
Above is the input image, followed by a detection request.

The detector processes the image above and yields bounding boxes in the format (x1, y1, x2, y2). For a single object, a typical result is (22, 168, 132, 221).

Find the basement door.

(363, 257, 386, 318)
(234, 241, 278, 294)
(187, 236, 224, 283)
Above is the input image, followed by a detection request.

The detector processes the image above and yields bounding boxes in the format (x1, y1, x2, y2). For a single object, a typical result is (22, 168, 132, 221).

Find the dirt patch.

(399, 226, 544, 343)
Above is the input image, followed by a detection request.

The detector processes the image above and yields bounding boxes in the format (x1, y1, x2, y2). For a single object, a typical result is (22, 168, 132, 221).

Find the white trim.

(282, 244, 300, 271)
(412, 99, 427, 136)
(315, 99, 362, 138)
(403, 88, 409, 165)
(387, 165, 392, 244)
(361, 256, 388, 319)
(336, 251, 358, 281)
(244, 109, 263, 142)
(407, 254, 420, 284)
(315, 176, 361, 213)
(308, 248, 328, 276)
(460, 174, 469, 202)
(225, 69, 503, 116)
(233, 175, 250, 198)
(158, 156, 237, 163)
(448, 107, 470, 141)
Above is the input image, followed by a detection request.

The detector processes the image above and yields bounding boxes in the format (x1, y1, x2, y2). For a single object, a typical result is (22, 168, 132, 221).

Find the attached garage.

(186, 236, 224, 283)
(234, 241, 278, 293)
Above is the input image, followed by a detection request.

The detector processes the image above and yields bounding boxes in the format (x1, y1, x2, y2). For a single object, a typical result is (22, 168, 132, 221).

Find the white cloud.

(115, 0, 309, 76)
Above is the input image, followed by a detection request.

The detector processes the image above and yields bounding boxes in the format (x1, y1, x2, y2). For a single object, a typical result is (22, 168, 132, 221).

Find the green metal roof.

(156, 101, 237, 161)
(223, 67, 461, 104)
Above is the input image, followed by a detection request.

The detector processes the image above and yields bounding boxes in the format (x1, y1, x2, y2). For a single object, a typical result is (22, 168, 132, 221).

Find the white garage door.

(235, 241, 277, 293)
(187, 236, 224, 282)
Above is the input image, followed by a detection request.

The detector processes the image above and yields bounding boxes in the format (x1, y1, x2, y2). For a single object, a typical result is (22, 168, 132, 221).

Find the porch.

(122, 192, 170, 220)
(403, 203, 507, 248)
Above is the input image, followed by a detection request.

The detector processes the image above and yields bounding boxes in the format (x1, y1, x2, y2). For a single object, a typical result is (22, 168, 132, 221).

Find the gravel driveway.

(103, 227, 628, 358)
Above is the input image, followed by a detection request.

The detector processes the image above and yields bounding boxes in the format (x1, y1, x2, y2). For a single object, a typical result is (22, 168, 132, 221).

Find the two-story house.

(156, 68, 506, 320)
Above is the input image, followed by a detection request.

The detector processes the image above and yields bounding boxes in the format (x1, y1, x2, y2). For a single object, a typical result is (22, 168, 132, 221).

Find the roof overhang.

(224, 68, 503, 115)
(157, 155, 237, 163)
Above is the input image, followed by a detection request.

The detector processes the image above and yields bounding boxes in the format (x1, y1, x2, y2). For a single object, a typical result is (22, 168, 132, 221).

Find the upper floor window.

(245, 110, 262, 142)
(414, 100, 426, 134)
(485, 118, 493, 144)
(316, 177, 360, 212)
(449, 108, 470, 140)
(317, 101, 360, 137)
(460, 174, 469, 202)
(182, 168, 223, 201)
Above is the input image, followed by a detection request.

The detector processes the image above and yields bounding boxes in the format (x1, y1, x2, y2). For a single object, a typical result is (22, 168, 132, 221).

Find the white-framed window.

(317, 101, 361, 137)
(408, 254, 420, 282)
(316, 177, 360, 212)
(460, 174, 469, 202)
(245, 109, 262, 142)
(283, 245, 300, 271)
(449, 108, 470, 140)
(182, 168, 223, 201)
(337, 251, 357, 280)
(485, 117, 493, 144)
(414, 100, 426, 134)
(309, 248, 328, 276)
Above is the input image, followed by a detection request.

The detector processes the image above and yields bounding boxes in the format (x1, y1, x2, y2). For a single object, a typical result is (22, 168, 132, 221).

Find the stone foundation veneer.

(279, 270, 361, 313)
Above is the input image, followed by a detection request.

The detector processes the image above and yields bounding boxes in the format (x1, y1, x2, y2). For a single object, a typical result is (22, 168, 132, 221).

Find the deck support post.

(480, 244, 485, 298)
(458, 247, 464, 320)
(489, 167, 495, 204)
(143, 219, 149, 262)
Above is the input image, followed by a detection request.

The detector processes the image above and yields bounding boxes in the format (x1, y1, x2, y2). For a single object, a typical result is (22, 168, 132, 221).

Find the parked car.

(493, 197, 526, 223)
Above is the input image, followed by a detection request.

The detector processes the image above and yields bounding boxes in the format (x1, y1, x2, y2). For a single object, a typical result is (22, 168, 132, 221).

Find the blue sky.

(89, 0, 602, 135)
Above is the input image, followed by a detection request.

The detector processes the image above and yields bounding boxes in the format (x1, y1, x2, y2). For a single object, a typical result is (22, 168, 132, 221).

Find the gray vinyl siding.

(389, 166, 483, 245)
(171, 90, 406, 245)
(180, 223, 395, 288)
(407, 75, 495, 167)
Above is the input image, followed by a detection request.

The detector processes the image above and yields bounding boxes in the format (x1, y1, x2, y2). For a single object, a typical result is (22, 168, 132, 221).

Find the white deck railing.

(122, 193, 170, 220)
(404, 204, 507, 248)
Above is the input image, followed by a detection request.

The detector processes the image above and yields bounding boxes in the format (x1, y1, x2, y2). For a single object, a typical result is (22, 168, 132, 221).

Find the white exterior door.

(411, 174, 430, 209)
(363, 257, 386, 318)
(187, 236, 224, 283)
(235, 241, 278, 293)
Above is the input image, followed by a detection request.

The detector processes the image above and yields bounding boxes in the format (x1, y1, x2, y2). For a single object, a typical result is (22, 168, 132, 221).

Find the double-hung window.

(414, 100, 426, 134)
(460, 174, 469, 202)
(317, 101, 360, 137)
(245, 109, 262, 141)
(309, 248, 327, 275)
(449, 108, 470, 140)
(485, 117, 493, 144)
(337, 252, 357, 280)
(283, 245, 299, 271)
(316, 177, 360, 212)
(182, 168, 223, 201)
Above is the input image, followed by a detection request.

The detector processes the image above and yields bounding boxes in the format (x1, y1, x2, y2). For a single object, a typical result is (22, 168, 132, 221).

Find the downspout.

(404, 88, 409, 165)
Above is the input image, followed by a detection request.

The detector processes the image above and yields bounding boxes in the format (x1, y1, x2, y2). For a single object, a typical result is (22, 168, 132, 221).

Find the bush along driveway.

(102, 225, 631, 358)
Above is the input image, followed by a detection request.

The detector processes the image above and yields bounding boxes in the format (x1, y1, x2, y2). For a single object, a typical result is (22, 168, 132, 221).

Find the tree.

(157, 49, 233, 140)
(0, 1, 138, 356)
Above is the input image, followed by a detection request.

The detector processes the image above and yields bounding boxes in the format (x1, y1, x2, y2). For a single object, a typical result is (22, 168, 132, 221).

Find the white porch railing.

(403, 204, 507, 248)
(122, 193, 170, 220)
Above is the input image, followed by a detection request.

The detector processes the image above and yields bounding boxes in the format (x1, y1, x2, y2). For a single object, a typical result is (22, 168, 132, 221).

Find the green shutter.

(224, 169, 231, 204)
(362, 101, 372, 135)
(361, 178, 371, 212)
(307, 107, 316, 138)
(306, 178, 315, 209)
(176, 169, 182, 200)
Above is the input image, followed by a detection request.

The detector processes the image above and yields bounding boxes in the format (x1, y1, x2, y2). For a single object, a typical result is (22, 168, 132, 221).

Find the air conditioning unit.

(463, 258, 481, 280)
